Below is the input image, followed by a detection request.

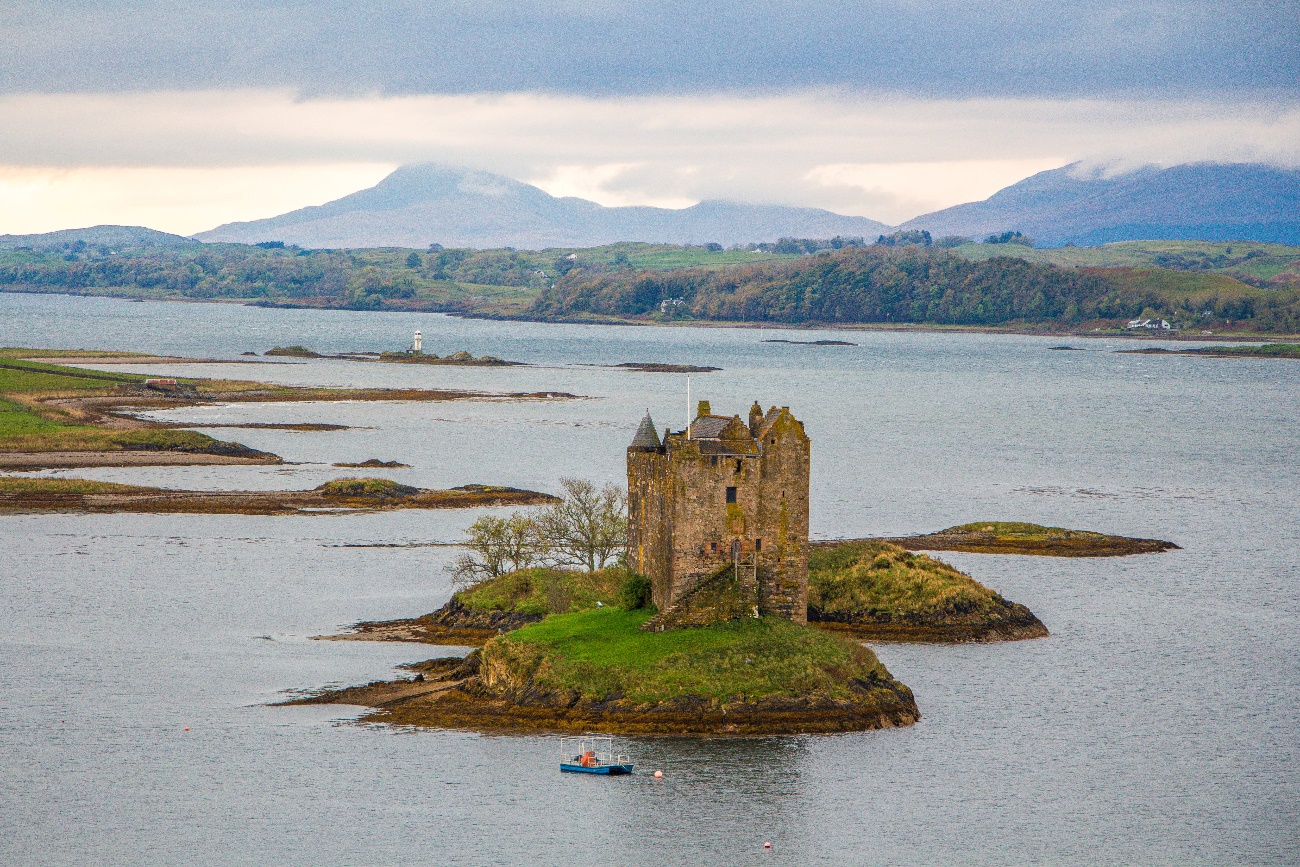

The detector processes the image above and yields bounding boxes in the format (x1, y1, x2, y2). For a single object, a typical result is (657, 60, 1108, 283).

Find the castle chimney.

(696, 400, 711, 418)
(749, 401, 763, 436)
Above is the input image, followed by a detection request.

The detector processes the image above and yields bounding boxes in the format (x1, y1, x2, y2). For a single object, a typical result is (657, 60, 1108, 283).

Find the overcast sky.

(2, 1, 1297, 235)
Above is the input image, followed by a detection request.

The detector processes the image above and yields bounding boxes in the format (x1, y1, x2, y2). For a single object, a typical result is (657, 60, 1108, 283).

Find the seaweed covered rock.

(315, 478, 420, 500)
(808, 541, 1048, 642)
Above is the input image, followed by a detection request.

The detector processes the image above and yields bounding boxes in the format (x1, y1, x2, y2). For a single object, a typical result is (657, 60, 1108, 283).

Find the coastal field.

(950, 239, 1300, 285)
(0, 350, 577, 469)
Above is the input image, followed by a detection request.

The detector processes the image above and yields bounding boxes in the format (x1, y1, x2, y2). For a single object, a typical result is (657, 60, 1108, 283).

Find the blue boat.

(559, 735, 634, 775)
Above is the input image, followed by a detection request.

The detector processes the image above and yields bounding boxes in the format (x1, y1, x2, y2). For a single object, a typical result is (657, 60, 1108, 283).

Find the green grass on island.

(809, 541, 1002, 620)
(0, 477, 152, 495)
(807, 539, 1048, 640)
(458, 567, 624, 618)
(484, 607, 890, 704)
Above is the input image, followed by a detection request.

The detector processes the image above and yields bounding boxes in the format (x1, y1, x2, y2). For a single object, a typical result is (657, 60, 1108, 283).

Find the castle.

(627, 400, 810, 630)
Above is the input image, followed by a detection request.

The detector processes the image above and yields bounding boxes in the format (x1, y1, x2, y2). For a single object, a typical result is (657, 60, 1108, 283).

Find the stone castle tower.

(627, 400, 811, 629)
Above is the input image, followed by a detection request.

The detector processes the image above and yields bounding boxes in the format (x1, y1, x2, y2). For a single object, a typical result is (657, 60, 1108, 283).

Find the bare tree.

(448, 512, 546, 590)
(536, 478, 627, 572)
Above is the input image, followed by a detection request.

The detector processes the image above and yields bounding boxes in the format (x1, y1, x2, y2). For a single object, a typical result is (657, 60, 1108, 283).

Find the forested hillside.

(1, 239, 1297, 333)
(532, 247, 1300, 332)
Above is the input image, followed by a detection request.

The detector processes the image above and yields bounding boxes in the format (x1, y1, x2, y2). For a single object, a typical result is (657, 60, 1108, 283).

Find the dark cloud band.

(1, 0, 1296, 97)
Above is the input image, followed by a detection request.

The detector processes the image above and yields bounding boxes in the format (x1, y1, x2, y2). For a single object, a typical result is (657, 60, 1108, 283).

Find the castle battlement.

(627, 400, 811, 628)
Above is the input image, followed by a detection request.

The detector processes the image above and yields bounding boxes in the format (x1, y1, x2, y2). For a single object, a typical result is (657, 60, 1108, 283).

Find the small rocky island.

(1118, 343, 1299, 359)
(265, 344, 521, 366)
(0, 477, 557, 515)
(856, 521, 1179, 557)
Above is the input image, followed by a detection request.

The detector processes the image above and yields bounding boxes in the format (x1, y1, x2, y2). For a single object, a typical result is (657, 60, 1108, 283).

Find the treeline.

(3, 242, 1297, 331)
(0, 244, 550, 310)
(530, 246, 1300, 331)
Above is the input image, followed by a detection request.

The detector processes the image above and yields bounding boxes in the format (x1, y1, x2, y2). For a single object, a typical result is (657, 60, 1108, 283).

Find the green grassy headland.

(0, 357, 264, 457)
(459, 567, 624, 617)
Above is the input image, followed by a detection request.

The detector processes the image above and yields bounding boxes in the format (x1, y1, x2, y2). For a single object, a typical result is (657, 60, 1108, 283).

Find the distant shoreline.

(4, 287, 1291, 343)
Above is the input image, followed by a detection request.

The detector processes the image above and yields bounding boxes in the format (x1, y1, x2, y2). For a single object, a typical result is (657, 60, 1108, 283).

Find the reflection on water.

(0, 294, 1297, 865)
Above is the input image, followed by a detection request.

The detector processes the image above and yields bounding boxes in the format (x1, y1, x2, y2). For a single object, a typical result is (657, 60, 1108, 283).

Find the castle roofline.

(687, 415, 738, 440)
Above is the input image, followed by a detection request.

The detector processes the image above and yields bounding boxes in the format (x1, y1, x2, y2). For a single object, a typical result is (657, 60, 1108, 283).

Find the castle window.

(726, 486, 737, 503)
(755, 538, 762, 551)
(710, 456, 718, 466)
(710, 542, 717, 553)
(734, 459, 742, 473)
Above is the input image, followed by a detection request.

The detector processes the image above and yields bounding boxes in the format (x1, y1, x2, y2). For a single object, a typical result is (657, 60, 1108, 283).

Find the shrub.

(618, 573, 653, 610)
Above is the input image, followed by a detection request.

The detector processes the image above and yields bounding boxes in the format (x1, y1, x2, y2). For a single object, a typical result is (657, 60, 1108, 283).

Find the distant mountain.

(900, 163, 1300, 246)
(195, 164, 891, 249)
(0, 225, 196, 251)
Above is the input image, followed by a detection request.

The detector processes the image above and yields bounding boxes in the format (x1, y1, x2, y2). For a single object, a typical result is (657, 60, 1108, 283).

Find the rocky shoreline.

(288, 648, 920, 736)
(322, 597, 544, 646)
(808, 599, 1049, 642)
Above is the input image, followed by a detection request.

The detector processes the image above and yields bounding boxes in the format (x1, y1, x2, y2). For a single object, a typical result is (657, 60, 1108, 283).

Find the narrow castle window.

(734, 459, 742, 473)
(726, 486, 737, 503)
(710, 542, 717, 553)
(755, 538, 762, 551)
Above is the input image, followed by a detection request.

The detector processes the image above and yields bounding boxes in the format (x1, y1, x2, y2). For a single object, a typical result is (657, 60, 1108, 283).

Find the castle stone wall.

(627, 403, 810, 626)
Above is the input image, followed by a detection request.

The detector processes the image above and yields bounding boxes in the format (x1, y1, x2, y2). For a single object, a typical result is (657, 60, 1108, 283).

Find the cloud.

(0, 164, 394, 236)
(804, 160, 1069, 224)
(0, 1, 1296, 99)
(0, 89, 1297, 232)
(529, 164, 699, 209)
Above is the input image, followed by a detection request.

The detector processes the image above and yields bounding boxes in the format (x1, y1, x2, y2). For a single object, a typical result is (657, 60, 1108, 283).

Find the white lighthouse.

(413, 330, 423, 353)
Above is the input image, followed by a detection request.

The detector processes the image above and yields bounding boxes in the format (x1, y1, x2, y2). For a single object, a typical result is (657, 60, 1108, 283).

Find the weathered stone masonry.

(627, 400, 811, 628)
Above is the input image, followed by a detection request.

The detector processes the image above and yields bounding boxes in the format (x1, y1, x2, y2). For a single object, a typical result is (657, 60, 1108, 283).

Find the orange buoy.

(184, 727, 189, 731)
(654, 770, 663, 778)
(764, 842, 771, 849)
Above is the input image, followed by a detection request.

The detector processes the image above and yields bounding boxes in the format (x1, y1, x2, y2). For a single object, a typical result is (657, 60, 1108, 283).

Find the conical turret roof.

(630, 411, 661, 450)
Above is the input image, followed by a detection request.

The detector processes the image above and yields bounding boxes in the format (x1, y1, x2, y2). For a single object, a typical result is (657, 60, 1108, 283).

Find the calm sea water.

(0, 292, 1297, 866)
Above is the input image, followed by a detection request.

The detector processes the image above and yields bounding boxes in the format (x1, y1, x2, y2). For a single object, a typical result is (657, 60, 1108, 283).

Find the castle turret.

(630, 412, 661, 450)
